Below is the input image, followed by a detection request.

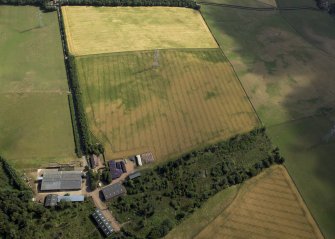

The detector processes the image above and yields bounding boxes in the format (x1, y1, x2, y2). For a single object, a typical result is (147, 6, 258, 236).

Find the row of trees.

(0, 0, 199, 10)
(0, 156, 32, 193)
(110, 128, 285, 238)
(315, 0, 335, 15)
(58, 2, 106, 157)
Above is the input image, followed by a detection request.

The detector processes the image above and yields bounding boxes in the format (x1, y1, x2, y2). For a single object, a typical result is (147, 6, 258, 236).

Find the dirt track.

(89, 190, 121, 232)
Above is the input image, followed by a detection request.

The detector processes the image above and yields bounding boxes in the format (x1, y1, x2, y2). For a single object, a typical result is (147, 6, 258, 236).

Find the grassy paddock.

(268, 113, 335, 238)
(75, 49, 259, 161)
(0, 6, 75, 169)
(62, 6, 218, 56)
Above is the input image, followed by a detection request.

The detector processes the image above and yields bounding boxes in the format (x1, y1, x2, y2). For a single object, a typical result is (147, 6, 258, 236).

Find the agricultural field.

(75, 49, 259, 161)
(166, 185, 240, 239)
(192, 165, 323, 239)
(61, 6, 218, 56)
(200, 1, 335, 237)
(0, 6, 76, 169)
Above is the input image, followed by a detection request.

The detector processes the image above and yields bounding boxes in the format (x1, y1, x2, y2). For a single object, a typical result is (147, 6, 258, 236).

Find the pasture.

(61, 6, 218, 56)
(194, 165, 323, 239)
(0, 6, 76, 169)
(201, 2, 335, 237)
(75, 49, 259, 161)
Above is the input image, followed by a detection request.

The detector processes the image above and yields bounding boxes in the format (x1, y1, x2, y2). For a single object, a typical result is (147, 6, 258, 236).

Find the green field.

(200, 1, 335, 237)
(75, 49, 259, 162)
(0, 6, 76, 169)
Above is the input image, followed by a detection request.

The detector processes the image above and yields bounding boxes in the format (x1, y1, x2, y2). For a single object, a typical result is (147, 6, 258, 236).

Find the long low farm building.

(92, 208, 114, 237)
(40, 171, 83, 191)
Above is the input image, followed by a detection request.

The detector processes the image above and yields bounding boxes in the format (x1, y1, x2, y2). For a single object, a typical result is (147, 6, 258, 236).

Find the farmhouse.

(108, 160, 123, 179)
(92, 208, 114, 237)
(40, 171, 82, 191)
(101, 182, 126, 201)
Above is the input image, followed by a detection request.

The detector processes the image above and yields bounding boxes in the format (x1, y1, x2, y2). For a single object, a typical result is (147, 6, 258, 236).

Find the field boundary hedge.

(0, 0, 199, 11)
(57, 6, 90, 155)
(0, 156, 31, 192)
(67, 94, 83, 156)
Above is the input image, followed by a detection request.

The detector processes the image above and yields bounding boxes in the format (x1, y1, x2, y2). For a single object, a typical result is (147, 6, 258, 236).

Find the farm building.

(136, 154, 143, 166)
(40, 171, 82, 191)
(128, 171, 141, 180)
(92, 208, 114, 237)
(44, 194, 58, 207)
(58, 195, 85, 202)
(89, 154, 99, 168)
(128, 156, 136, 162)
(101, 182, 126, 201)
(120, 161, 127, 173)
(108, 160, 123, 179)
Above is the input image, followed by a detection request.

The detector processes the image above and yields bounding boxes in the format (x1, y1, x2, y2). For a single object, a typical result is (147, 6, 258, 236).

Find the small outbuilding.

(92, 208, 114, 237)
(44, 194, 58, 207)
(101, 182, 126, 201)
(136, 154, 142, 166)
(128, 171, 141, 180)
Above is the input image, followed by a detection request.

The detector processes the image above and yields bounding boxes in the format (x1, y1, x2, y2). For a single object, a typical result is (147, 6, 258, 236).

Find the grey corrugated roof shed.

(41, 171, 82, 191)
(44, 194, 58, 207)
(128, 171, 141, 180)
(101, 182, 126, 201)
(58, 195, 85, 202)
(92, 208, 113, 236)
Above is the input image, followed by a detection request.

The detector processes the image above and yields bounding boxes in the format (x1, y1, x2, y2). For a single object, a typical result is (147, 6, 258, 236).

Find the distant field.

(61, 6, 218, 56)
(194, 165, 323, 239)
(75, 49, 259, 161)
(0, 6, 75, 169)
(201, 2, 335, 237)
(268, 113, 335, 239)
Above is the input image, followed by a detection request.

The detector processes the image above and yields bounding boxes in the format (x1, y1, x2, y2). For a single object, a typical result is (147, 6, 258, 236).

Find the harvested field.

(194, 165, 324, 239)
(0, 6, 76, 169)
(61, 6, 218, 56)
(75, 49, 259, 161)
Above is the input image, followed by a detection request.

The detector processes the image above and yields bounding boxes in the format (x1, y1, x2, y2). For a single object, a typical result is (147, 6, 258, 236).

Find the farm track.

(75, 49, 259, 161)
(194, 166, 324, 239)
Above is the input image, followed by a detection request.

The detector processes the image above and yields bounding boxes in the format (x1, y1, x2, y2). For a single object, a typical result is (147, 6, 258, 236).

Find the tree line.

(109, 128, 285, 238)
(315, 0, 335, 15)
(0, 0, 199, 11)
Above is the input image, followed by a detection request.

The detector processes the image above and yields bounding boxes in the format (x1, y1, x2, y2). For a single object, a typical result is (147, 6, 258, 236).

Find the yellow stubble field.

(62, 6, 218, 56)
